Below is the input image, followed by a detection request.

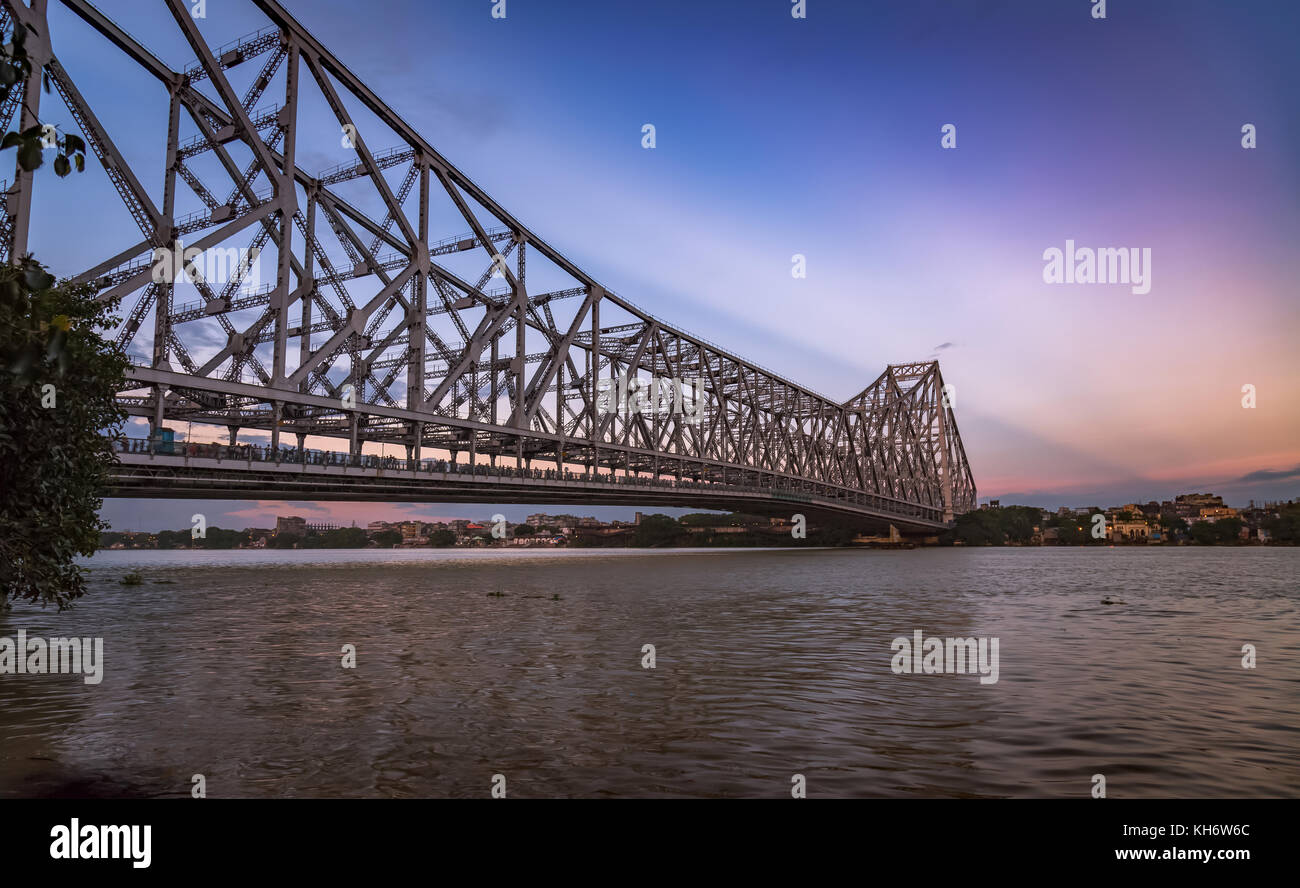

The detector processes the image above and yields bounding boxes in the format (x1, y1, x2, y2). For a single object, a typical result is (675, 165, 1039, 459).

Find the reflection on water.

(1, 547, 1296, 798)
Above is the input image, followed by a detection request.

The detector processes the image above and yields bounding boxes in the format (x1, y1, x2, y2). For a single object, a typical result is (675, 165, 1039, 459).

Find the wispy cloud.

(1233, 465, 1300, 485)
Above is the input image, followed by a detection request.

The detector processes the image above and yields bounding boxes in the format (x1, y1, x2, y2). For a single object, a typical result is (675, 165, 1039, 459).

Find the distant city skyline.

(99, 485, 1296, 534)
(24, 0, 1298, 526)
(98, 499, 693, 534)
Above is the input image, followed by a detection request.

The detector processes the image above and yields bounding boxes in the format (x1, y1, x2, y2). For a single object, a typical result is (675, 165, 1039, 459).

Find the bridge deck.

(108, 445, 951, 534)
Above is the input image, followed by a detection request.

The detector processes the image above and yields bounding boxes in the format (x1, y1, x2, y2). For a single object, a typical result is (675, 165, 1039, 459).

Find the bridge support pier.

(227, 426, 238, 446)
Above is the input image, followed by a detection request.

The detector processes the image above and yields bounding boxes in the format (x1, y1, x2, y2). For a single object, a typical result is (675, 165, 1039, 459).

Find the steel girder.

(3, 0, 977, 522)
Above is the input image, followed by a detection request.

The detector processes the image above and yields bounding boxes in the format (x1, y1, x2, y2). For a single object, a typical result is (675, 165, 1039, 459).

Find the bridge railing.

(108, 437, 945, 523)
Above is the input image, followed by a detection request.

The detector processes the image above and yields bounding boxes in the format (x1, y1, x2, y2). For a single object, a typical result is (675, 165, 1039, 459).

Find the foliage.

(632, 513, 687, 547)
(1188, 518, 1243, 545)
(1, 260, 127, 609)
(428, 529, 456, 547)
(160, 526, 252, 549)
(678, 511, 768, 527)
(324, 527, 369, 548)
(808, 525, 857, 546)
(0, 19, 97, 610)
(1044, 510, 1108, 545)
(0, 19, 86, 177)
(103, 526, 391, 550)
(1263, 505, 1300, 542)
(278, 527, 370, 549)
(954, 505, 1044, 546)
(1158, 514, 1189, 534)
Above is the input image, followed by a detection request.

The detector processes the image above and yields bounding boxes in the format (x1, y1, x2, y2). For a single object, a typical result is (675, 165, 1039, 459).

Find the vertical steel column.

(937, 376, 954, 522)
(490, 333, 498, 425)
(5, 0, 46, 263)
(271, 400, 282, 450)
(589, 290, 600, 474)
(299, 187, 316, 394)
(512, 241, 525, 429)
(555, 357, 564, 471)
(147, 86, 180, 442)
(271, 40, 299, 388)
(152, 90, 180, 372)
(407, 159, 429, 462)
(151, 387, 164, 450)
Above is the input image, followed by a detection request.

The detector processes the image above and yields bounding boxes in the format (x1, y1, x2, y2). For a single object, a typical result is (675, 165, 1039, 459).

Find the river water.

(0, 547, 1296, 798)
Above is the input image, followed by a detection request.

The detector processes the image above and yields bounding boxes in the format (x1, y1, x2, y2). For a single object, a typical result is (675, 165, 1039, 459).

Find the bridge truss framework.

(2, 0, 976, 529)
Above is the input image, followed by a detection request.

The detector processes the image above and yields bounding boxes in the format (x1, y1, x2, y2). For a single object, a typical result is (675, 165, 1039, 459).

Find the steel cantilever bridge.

(3, 0, 976, 533)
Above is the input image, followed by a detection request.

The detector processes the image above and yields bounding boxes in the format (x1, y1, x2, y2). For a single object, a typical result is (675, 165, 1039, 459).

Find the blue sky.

(18, 0, 1299, 529)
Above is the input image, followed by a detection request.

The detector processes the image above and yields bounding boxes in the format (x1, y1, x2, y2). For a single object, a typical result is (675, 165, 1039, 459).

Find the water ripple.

(0, 547, 1296, 798)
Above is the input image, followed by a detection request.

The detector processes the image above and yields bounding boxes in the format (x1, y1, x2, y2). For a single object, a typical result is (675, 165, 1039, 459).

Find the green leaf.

(23, 265, 54, 291)
(17, 137, 42, 171)
(53, 154, 69, 177)
(45, 328, 66, 362)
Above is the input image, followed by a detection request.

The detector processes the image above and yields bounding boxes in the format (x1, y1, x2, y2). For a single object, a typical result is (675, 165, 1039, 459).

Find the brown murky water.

(1, 547, 1296, 798)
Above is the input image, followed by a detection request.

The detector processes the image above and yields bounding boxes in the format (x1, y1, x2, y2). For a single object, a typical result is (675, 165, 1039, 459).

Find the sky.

(18, 0, 1300, 530)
